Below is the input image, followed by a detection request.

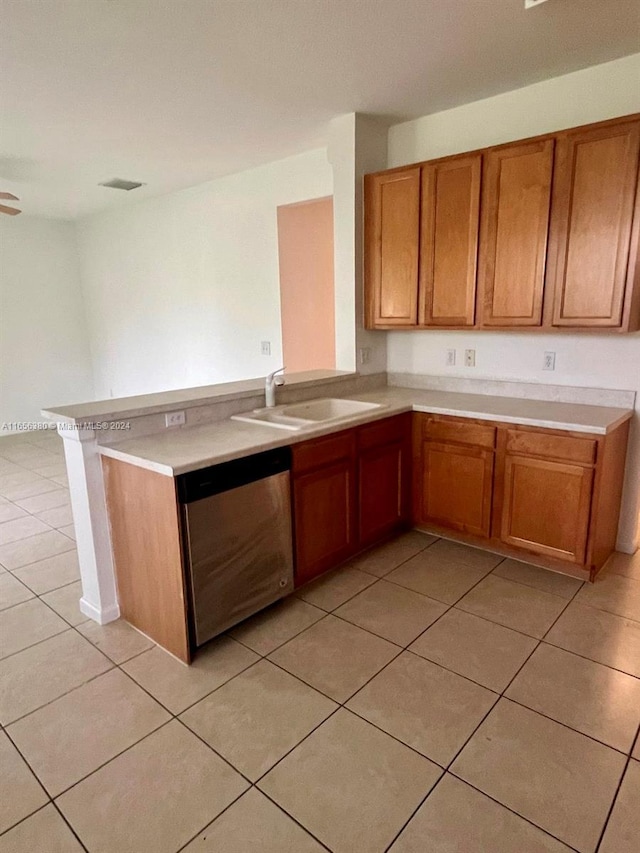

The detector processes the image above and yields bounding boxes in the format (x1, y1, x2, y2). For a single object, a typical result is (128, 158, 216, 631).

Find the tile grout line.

(442, 774, 584, 853)
(50, 799, 91, 853)
(2, 660, 118, 728)
(334, 531, 442, 581)
(37, 647, 332, 851)
(104, 636, 339, 853)
(2, 540, 630, 766)
(2, 495, 638, 851)
(541, 635, 640, 680)
(0, 802, 92, 851)
(383, 571, 590, 851)
(0, 623, 73, 664)
(386, 573, 590, 852)
(244, 559, 518, 808)
(290, 531, 444, 620)
(594, 719, 640, 852)
(553, 593, 640, 626)
(501, 695, 634, 756)
(0, 726, 54, 828)
(4, 654, 255, 823)
(2, 685, 89, 853)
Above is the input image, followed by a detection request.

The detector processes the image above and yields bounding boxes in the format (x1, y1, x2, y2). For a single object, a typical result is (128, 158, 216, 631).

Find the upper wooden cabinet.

(363, 113, 640, 332)
(546, 117, 640, 328)
(478, 139, 554, 327)
(420, 153, 481, 326)
(364, 167, 420, 326)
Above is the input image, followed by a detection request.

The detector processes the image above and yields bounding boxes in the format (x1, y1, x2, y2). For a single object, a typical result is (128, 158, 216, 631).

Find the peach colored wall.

(277, 196, 336, 372)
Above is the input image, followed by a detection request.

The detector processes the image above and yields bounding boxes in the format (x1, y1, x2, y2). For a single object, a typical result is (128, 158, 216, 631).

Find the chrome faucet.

(265, 367, 285, 408)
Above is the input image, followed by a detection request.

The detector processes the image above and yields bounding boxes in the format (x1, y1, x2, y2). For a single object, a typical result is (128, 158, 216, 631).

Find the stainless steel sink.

(231, 398, 385, 431)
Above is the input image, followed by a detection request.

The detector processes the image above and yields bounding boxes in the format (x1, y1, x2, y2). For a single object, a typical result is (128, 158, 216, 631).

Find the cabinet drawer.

(358, 414, 410, 451)
(506, 430, 596, 465)
(421, 416, 495, 449)
(292, 430, 356, 475)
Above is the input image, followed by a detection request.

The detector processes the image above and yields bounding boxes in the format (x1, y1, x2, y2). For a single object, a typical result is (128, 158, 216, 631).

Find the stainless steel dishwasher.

(177, 447, 294, 647)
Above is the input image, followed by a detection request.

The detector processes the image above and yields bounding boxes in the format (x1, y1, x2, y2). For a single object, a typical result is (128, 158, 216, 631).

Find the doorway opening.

(277, 196, 335, 373)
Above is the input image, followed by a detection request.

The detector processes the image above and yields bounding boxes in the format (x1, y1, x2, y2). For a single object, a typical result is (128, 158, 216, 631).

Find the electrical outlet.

(165, 411, 186, 428)
(260, 341, 271, 356)
(446, 349, 456, 367)
(358, 347, 371, 365)
(464, 349, 476, 367)
(543, 351, 556, 371)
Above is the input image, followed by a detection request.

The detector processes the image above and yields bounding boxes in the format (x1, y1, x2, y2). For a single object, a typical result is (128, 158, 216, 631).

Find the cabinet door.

(417, 440, 494, 538)
(420, 153, 481, 326)
(547, 118, 640, 327)
(364, 168, 420, 327)
(359, 440, 407, 546)
(293, 459, 356, 586)
(478, 139, 554, 327)
(500, 454, 593, 563)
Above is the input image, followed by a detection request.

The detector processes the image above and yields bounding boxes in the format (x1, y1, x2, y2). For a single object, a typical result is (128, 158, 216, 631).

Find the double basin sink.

(232, 398, 385, 431)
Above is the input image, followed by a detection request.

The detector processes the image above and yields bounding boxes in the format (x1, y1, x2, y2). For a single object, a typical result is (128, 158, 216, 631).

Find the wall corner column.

(328, 112, 390, 376)
(58, 424, 119, 624)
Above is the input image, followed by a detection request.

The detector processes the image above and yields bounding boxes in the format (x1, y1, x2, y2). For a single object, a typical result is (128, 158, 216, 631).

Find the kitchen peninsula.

(43, 370, 634, 663)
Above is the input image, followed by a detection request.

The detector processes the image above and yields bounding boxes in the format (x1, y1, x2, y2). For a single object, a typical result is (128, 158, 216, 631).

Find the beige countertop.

(97, 387, 633, 477)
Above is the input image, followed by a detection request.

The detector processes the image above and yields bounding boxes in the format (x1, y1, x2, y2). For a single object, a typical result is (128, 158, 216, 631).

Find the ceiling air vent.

(99, 178, 146, 191)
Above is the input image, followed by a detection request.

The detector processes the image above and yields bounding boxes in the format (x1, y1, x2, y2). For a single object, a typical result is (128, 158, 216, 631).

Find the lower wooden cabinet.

(292, 432, 357, 586)
(413, 413, 630, 578)
(293, 459, 357, 586)
(418, 441, 494, 537)
(358, 415, 411, 546)
(498, 453, 593, 564)
(292, 414, 411, 586)
(414, 414, 495, 537)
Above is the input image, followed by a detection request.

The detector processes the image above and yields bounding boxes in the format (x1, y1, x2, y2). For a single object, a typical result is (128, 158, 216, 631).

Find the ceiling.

(1, 0, 638, 219)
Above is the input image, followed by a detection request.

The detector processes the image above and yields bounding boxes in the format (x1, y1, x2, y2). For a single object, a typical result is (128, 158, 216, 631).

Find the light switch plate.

(358, 347, 371, 365)
(261, 341, 271, 356)
(464, 349, 476, 367)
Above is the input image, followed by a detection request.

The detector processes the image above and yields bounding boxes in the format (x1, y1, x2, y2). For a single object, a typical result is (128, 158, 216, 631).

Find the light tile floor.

(0, 431, 639, 852)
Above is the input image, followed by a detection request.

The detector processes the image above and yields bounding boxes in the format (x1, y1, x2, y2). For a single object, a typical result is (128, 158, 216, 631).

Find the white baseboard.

(80, 597, 120, 625)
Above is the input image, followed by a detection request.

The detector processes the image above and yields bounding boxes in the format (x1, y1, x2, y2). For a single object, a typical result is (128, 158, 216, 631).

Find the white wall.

(0, 216, 94, 430)
(386, 53, 640, 550)
(328, 113, 388, 374)
(76, 148, 333, 399)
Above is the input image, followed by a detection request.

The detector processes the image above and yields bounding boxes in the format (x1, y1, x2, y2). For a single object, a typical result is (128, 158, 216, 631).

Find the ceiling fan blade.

(0, 192, 19, 201)
(0, 204, 21, 216)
